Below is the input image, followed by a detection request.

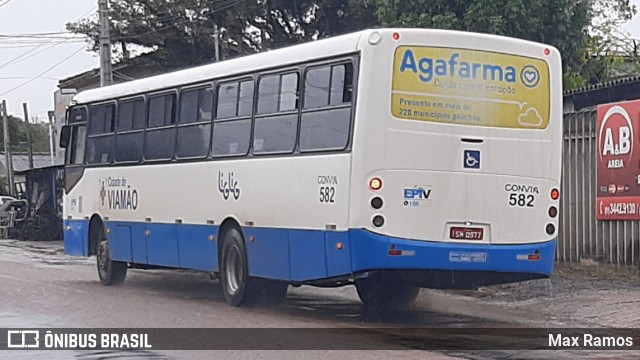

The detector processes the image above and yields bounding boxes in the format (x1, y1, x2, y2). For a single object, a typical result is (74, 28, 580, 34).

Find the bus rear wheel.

(355, 272, 419, 309)
(96, 236, 128, 286)
(219, 227, 288, 307)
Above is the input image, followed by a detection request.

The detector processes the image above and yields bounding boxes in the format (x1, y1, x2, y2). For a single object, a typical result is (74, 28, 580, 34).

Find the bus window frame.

(63, 105, 88, 166)
(85, 101, 116, 166)
(114, 95, 147, 165)
(212, 76, 256, 159)
(176, 82, 215, 160)
(66, 53, 360, 168)
(253, 69, 300, 156)
(298, 60, 354, 153)
(143, 90, 178, 162)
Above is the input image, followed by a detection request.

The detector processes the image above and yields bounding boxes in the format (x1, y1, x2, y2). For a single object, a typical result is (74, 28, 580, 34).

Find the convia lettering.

(505, 184, 539, 193)
(317, 175, 338, 185)
(400, 49, 517, 84)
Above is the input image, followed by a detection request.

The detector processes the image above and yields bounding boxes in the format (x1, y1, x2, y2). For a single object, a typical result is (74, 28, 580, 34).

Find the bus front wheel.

(355, 272, 419, 308)
(219, 227, 288, 307)
(96, 237, 128, 286)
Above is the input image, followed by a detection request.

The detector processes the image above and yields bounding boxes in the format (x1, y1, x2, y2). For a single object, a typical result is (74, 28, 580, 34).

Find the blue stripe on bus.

(349, 229, 556, 276)
(63, 219, 555, 281)
(64, 219, 89, 257)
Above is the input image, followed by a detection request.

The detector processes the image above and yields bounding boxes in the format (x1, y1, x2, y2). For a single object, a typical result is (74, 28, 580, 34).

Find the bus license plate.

(450, 227, 484, 240)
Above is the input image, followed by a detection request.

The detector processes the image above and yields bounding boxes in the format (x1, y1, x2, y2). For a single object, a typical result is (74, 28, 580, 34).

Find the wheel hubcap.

(98, 241, 109, 275)
(225, 245, 242, 294)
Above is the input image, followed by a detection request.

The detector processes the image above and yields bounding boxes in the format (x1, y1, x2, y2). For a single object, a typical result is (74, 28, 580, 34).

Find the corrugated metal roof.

(564, 76, 640, 96)
(0, 154, 62, 173)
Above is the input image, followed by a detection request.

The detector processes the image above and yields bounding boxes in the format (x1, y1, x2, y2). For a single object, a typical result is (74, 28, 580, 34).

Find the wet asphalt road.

(0, 239, 637, 360)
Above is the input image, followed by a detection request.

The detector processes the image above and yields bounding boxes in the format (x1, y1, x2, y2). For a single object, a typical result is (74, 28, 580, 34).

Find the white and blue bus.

(60, 28, 562, 308)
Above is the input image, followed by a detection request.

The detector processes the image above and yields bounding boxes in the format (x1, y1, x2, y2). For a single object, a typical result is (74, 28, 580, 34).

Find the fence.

(559, 108, 640, 266)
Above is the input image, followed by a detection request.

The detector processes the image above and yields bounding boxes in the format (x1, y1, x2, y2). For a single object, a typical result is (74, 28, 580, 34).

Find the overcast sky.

(1, 0, 640, 121)
(0, 0, 97, 119)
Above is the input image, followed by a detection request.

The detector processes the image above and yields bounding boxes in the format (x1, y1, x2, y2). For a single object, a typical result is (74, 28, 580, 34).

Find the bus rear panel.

(348, 29, 562, 288)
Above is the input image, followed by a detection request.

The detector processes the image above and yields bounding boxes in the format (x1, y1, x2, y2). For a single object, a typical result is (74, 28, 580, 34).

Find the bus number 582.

(509, 193, 534, 207)
(319, 186, 335, 203)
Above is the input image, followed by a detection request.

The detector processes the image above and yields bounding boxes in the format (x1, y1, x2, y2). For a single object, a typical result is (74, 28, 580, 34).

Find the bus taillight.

(369, 177, 382, 191)
(392, 32, 400, 41)
(551, 188, 560, 200)
(371, 197, 383, 209)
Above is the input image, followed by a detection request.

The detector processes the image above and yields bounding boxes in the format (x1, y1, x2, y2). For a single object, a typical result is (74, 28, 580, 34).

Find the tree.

(67, 0, 637, 89)
(374, 0, 636, 89)
(0, 116, 50, 154)
(67, 0, 377, 71)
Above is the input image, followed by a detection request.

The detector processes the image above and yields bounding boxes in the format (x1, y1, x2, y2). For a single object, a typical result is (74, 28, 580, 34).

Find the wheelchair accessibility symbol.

(464, 150, 480, 169)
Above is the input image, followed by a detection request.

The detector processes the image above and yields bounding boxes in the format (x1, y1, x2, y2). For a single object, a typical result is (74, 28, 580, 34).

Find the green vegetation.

(1, 115, 51, 153)
(67, 0, 638, 90)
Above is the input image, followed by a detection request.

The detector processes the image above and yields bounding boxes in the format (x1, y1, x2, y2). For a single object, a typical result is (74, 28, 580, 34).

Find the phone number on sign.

(603, 202, 639, 215)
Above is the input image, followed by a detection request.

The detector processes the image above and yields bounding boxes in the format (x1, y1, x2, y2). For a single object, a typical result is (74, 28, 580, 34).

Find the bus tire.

(355, 273, 419, 308)
(219, 227, 254, 307)
(96, 236, 127, 286)
(219, 227, 289, 307)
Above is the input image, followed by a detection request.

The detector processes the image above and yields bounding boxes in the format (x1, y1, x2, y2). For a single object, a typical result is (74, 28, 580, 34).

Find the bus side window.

(115, 97, 145, 163)
(279, 73, 298, 111)
(144, 93, 176, 161)
(177, 86, 213, 158)
(86, 103, 115, 164)
(299, 62, 353, 152)
(64, 107, 87, 166)
(67, 125, 86, 165)
(254, 72, 298, 155)
(331, 63, 353, 104)
(213, 79, 253, 157)
(304, 66, 331, 109)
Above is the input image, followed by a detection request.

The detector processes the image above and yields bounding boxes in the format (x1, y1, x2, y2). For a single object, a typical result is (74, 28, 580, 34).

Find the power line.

(0, 45, 86, 97)
(0, 0, 14, 9)
(0, 31, 83, 37)
(0, 76, 58, 80)
(0, 38, 86, 70)
(0, 34, 86, 40)
(0, 6, 96, 72)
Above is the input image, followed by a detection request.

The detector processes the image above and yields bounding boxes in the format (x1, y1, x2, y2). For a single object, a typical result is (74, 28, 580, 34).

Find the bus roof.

(73, 28, 555, 104)
(74, 31, 366, 104)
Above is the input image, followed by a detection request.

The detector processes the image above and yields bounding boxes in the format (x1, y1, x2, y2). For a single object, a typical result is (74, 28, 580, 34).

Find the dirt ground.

(444, 262, 640, 327)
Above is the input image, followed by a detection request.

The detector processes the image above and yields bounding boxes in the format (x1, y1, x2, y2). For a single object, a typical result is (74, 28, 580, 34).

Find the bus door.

(60, 106, 89, 255)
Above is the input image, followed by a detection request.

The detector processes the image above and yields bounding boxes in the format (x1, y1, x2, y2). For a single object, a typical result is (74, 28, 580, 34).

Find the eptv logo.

(7, 330, 40, 348)
(404, 187, 431, 200)
(599, 105, 634, 169)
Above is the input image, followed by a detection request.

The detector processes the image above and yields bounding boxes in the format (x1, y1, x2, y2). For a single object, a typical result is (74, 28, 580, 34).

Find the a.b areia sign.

(597, 100, 640, 220)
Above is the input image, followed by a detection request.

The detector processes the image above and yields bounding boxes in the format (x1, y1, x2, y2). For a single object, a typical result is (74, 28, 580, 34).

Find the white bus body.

(61, 29, 562, 306)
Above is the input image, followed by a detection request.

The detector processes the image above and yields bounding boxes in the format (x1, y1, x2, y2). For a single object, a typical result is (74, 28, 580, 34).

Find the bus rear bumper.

(350, 229, 556, 288)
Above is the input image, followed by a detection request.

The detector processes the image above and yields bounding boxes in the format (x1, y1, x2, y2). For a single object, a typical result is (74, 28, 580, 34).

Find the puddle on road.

(0, 239, 90, 267)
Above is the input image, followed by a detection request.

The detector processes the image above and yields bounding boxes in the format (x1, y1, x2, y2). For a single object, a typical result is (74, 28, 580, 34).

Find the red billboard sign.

(597, 100, 640, 220)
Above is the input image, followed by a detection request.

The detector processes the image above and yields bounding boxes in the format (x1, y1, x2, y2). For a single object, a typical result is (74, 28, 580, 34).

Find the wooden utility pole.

(22, 103, 34, 170)
(214, 24, 220, 62)
(47, 110, 56, 165)
(99, 0, 113, 86)
(1, 100, 15, 196)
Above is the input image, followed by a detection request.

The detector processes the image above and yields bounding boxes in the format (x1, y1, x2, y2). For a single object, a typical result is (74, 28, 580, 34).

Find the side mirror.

(59, 125, 71, 149)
